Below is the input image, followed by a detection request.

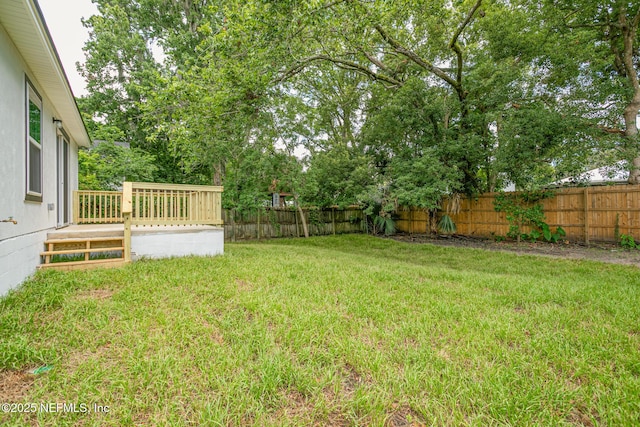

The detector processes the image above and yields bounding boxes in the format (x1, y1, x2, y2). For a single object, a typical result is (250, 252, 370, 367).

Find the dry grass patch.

(72, 288, 115, 301)
(0, 369, 35, 402)
(386, 404, 425, 427)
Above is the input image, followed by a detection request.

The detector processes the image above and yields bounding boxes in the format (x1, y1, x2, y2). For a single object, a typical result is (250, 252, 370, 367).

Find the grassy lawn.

(1, 234, 639, 426)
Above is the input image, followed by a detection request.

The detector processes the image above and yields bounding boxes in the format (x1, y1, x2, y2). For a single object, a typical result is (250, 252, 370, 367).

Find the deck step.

(44, 236, 124, 245)
(41, 247, 124, 256)
(41, 232, 126, 270)
(38, 258, 127, 271)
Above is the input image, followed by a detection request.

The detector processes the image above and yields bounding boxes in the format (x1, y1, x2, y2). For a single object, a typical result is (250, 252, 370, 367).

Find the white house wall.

(0, 23, 79, 295)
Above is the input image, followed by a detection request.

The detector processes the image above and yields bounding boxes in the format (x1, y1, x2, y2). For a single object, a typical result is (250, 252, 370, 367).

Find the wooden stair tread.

(38, 258, 127, 270)
(44, 236, 124, 244)
(41, 247, 124, 256)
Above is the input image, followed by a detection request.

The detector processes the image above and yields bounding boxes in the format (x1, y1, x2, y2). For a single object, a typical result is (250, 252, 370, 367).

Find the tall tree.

(536, 0, 640, 183)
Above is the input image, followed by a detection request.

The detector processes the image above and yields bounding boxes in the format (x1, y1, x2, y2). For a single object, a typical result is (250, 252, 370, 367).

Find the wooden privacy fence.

(223, 206, 365, 241)
(73, 190, 123, 224)
(396, 184, 640, 243)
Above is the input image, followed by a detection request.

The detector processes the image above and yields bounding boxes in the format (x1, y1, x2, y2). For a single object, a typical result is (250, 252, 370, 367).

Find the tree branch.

(449, 0, 483, 50)
(597, 125, 625, 135)
(278, 54, 403, 87)
(632, 5, 640, 31)
(373, 24, 458, 89)
(358, 47, 390, 73)
(449, 0, 483, 87)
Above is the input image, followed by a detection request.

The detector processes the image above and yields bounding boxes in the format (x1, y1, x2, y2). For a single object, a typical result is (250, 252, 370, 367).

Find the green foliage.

(495, 104, 596, 189)
(527, 229, 541, 243)
(362, 79, 466, 205)
(77, 0, 639, 210)
(373, 214, 397, 236)
(308, 209, 322, 227)
(78, 142, 157, 191)
(266, 209, 281, 237)
(542, 224, 566, 243)
(437, 214, 457, 235)
(360, 181, 398, 237)
(302, 146, 371, 208)
(492, 233, 506, 243)
(619, 234, 640, 250)
(494, 191, 563, 243)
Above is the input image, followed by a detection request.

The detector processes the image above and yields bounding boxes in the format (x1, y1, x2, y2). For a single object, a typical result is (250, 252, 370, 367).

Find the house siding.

(0, 22, 80, 294)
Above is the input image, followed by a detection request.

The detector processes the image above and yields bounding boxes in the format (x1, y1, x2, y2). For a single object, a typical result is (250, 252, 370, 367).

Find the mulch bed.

(386, 233, 640, 267)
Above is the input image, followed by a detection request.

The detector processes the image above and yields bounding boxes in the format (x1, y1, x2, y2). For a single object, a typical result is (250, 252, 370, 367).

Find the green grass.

(1, 235, 639, 426)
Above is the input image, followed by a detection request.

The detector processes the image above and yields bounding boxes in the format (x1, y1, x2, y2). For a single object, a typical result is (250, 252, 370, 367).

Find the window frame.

(25, 78, 43, 202)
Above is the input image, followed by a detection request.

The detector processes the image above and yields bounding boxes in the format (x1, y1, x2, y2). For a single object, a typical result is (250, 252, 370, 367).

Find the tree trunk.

(294, 194, 309, 238)
(624, 93, 640, 183)
(213, 162, 225, 186)
(620, 8, 640, 184)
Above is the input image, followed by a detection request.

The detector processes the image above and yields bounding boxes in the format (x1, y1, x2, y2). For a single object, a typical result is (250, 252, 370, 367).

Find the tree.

(532, 0, 640, 183)
(79, 0, 220, 184)
(276, 0, 490, 193)
(77, 0, 636, 215)
(78, 141, 158, 190)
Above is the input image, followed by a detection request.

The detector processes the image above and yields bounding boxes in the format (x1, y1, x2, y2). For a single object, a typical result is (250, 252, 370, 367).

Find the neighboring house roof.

(0, 0, 90, 147)
(555, 162, 629, 186)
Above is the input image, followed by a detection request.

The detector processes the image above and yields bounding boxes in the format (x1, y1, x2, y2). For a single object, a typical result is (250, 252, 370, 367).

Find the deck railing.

(124, 182, 224, 226)
(121, 182, 223, 262)
(73, 190, 123, 224)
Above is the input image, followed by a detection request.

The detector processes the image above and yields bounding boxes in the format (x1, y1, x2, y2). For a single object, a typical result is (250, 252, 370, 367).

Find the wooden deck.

(42, 182, 224, 270)
(47, 223, 221, 238)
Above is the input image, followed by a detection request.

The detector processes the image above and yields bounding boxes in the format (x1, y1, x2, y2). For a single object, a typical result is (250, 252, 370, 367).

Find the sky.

(38, 0, 98, 97)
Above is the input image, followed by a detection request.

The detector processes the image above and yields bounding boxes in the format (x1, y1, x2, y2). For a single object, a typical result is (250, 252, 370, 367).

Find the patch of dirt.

(388, 233, 640, 267)
(73, 289, 115, 301)
(235, 278, 253, 291)
(386, 405, 426, 427)
(567, 403, 600, 427)
(341, 363, 364, 395)
(277, 390, 313, 419)
(200, 320, 225, 345)
(65, 344, 113, 370)
(0, 369, 35, 402)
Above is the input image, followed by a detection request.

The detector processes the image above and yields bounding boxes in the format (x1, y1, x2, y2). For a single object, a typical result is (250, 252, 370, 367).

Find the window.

(26, 80, 42, 202)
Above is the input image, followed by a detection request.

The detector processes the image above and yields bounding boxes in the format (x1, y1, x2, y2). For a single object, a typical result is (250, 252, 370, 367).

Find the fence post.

(257, 208, 261, 240)
(231, 208, 236, 242)
(584, 187, 590, 245)
(468, 197, 473, 236)
(332, 207, 336, 235)
(408, 208, 413, 235)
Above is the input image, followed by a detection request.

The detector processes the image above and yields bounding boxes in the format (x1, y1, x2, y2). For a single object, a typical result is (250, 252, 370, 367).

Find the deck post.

(72, 191, 79, 224)
(122, 182, 133, 262)
(123, 213, 132, 262)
